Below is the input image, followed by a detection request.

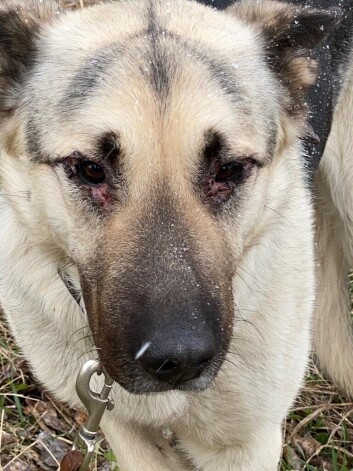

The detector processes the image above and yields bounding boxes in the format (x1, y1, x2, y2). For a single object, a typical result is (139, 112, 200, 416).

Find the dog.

(0, 0, 352, 469)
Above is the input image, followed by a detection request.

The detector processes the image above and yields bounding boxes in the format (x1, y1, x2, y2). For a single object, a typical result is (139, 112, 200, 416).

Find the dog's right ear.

(0, 0, 60, 117)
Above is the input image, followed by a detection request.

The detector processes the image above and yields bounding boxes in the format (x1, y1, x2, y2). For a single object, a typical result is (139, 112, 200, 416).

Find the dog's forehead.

(25, 0, 278, 161)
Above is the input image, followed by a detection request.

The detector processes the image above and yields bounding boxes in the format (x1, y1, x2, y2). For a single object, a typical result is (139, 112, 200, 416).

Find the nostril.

(138, 335, 216, 386)
(156, 359, 179, 375)
(197, 357, 212, 370)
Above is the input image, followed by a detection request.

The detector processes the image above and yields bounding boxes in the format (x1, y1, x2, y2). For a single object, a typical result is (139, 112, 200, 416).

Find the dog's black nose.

(138, 334, 216, 385)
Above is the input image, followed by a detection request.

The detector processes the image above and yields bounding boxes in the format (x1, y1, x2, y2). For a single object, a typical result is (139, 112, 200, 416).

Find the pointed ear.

(227, 0, 341, 119)
(0, 0, 60, 116)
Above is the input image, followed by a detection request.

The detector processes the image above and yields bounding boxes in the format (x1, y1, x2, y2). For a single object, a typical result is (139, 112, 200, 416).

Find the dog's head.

(0, 0, 339, 393)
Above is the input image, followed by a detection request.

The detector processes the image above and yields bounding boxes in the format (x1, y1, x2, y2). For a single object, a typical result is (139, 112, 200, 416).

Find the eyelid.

(222, 155, 262, 166)
(52, 151, 105, 166)
(71, 152, 105, 165)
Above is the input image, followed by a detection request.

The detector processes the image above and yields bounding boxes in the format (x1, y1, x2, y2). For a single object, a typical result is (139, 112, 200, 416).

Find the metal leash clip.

(73, 359, 115, 471)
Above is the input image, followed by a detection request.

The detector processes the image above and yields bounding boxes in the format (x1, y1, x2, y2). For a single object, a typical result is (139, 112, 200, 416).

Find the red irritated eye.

(214, 158, 258, 183)
(204, 158, 257, 206)
(76, 161, 105, 185)
(215, 162, 240, 181)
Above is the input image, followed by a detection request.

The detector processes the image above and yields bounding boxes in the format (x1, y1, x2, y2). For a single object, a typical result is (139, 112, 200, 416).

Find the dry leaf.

(60, 450, 84, 471)
(282, 444, 304, 470)
(293, 434, 321, 458)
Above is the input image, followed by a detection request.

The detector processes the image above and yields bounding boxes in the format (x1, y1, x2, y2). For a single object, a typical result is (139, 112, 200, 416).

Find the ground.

(0, 0, 353, 470)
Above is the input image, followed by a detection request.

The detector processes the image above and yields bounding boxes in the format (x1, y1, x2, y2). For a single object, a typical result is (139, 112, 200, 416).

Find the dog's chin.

(116, 374, 216, 395)
(102, 363, 220, 395)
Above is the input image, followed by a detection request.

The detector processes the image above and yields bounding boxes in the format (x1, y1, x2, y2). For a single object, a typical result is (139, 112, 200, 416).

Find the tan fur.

(0, 1, 351, 470)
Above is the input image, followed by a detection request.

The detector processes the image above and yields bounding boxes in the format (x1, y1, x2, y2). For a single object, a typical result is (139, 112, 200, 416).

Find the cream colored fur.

(0, 144, 314, 471)
(0, 1, 351, 470)
(313, 51, 353, 398)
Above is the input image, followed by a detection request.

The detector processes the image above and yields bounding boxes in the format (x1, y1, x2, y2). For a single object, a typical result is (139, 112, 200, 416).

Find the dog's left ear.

(0, 0, 60, 117)
(227, 0, 341, 119)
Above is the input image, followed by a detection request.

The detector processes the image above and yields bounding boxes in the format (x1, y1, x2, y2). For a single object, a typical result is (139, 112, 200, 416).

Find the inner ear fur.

(227, 0, 341, 120)
(0, 0, 60, 116)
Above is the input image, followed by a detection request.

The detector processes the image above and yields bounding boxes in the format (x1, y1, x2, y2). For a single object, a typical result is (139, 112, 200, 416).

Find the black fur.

(97, 132, 120, 162)
(275, 1, 353, 170)
(145, 2, 171, 98)
(197, 0, 234, 7)
(59, 43, 124, 113)
(0, 1, 57, 117)
(26, 116, 43, 161)
(59, 30, 242, 114)
(0, 10, 39, 114)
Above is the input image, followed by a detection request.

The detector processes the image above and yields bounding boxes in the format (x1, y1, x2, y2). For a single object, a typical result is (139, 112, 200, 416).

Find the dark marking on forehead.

(152, 30, 243, 102)
(202, 128, 276, 167)
(177, 38, 240, 99)
(142, 28, 242, 101)
(58, 2, 171, 112)
(203, 131, 228, 163)
(57, 7, 241, 114)
(57, 25, 245, 121)
(58, 42, 124, 113)
(96, 132, 120, 162)
(142, 3, 237, 100)
(143, 1, 170, 98)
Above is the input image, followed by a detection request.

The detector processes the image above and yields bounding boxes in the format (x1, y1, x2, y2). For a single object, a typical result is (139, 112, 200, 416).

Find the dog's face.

(0, 0, 338, 393)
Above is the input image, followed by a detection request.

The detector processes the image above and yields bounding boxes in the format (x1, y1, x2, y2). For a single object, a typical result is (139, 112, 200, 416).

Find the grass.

(0, 0, 352, 469)
(0, 313, 118, 471)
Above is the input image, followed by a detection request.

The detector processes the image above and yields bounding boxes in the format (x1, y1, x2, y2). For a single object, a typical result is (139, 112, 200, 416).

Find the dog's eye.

(215, 162, 239, 181)
(76, 161, 105, 185)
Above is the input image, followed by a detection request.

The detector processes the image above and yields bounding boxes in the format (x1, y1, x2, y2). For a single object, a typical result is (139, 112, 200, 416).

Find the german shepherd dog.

(0, 0, 352, 469)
